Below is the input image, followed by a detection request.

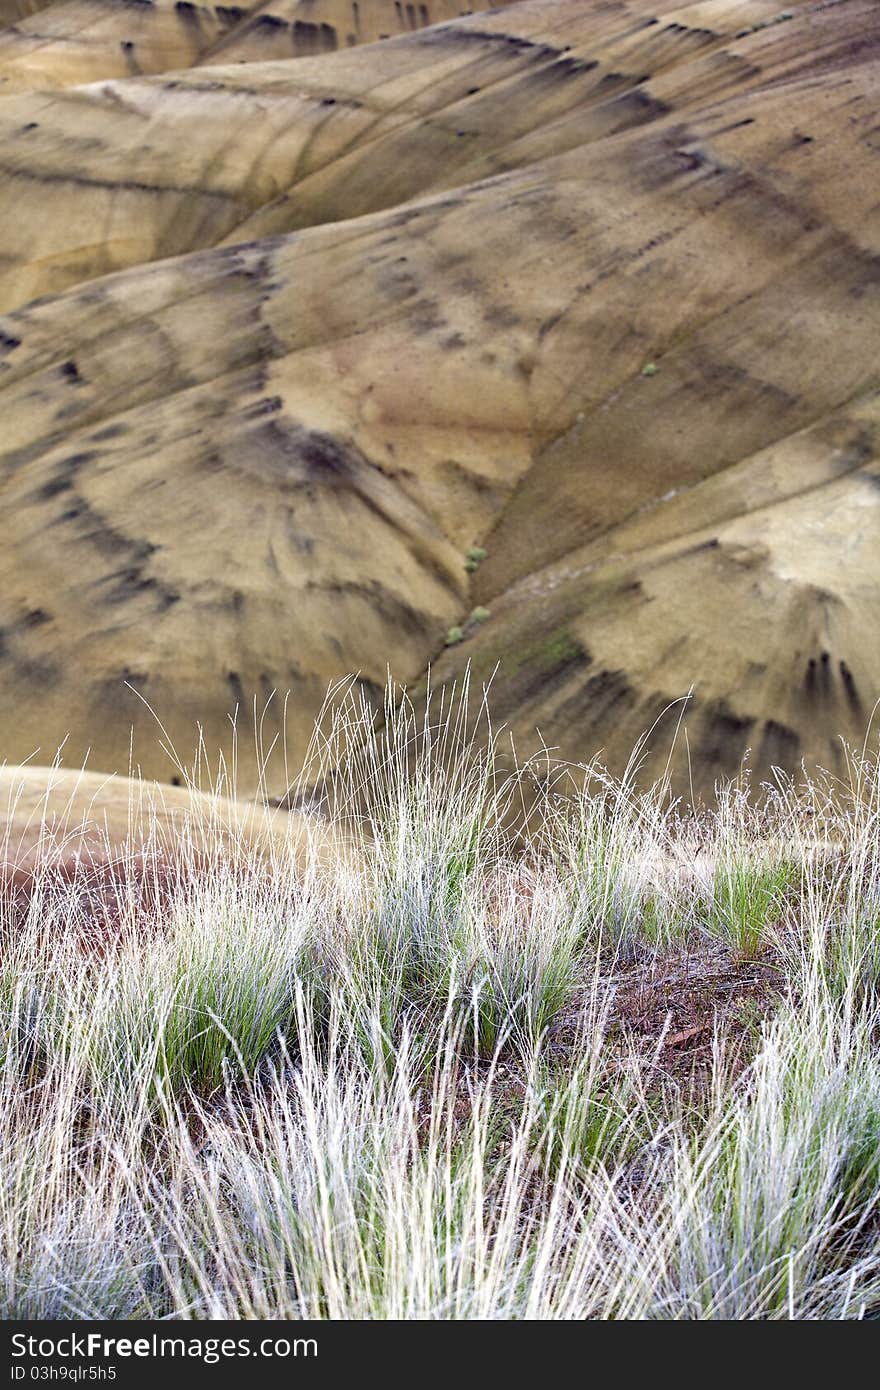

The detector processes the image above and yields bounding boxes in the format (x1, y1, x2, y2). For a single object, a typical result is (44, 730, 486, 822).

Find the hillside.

(0, 763, 322, 872)
(0, 0, 877, 796)
(0, 0, 514, 92)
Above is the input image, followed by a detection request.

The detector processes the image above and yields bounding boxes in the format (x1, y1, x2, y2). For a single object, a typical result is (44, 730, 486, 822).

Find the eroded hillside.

(0, 0, 877, 796)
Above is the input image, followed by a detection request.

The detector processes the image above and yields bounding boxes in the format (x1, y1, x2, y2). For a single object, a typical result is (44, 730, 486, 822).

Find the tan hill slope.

(0, 0, 512, 94)
(0, 0, 807, 313)
(0, 0, 54, 24)
(199, 0, 518, 66)
(0, 762, 338, 946)
(0, 0, 877, 796)
(436, 391, 880, 789)
(0, 764, 328, 886)
(0, 0, 260, 94)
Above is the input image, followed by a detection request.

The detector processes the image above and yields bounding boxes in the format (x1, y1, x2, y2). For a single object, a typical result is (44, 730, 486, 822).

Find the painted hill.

(0, 763, 326, 889)
(0, 0, 512, 93)
(0, 0, 877, 797)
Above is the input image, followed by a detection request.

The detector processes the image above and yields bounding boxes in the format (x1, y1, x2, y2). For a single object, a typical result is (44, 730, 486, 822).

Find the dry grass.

(1, 677, 879, 1319)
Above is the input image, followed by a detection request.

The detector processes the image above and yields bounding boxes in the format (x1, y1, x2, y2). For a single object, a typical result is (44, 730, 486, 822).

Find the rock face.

(0, 0, 877, 797)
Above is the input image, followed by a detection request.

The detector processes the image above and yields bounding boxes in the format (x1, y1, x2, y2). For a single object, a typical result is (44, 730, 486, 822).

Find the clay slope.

(0, 0, 54, 25)
(0, 0, 804, 312)
(200, 0, 518, 67)
(0, 0, 512, 93)
(0, 0, 878, 796)
(0, 0, 257, 93)
(0, 764, 325, 875)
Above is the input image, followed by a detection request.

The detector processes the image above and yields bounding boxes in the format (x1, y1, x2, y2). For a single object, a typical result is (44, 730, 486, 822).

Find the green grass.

(2, 679, 880, 1318)
(704, 856, 793, 961)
